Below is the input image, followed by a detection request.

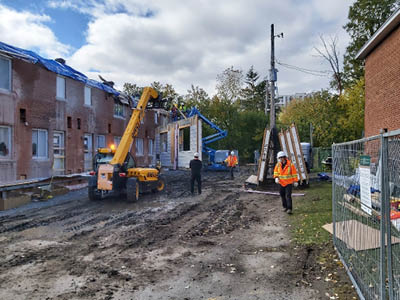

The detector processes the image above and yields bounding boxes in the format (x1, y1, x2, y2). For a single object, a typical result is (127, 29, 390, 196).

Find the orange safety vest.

(273, 159, 298, 187)
(225, 155, 238, 167)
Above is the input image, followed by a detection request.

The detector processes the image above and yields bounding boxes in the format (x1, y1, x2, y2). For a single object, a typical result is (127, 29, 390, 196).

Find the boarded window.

(56, 76, 66, 99)
(136, 138, 144, 156)
(84, 86, 91, 106)
(160, 133, 168, 152)
(0, 126, 11, 158)
(0, 56, 11, 91)
(32, 129, 48, 158)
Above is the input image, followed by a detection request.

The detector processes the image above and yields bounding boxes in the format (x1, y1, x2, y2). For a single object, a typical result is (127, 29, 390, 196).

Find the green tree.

(241, 66, 266, 111)
(123, 82, 142, 96)
(343, 0, 399, 86)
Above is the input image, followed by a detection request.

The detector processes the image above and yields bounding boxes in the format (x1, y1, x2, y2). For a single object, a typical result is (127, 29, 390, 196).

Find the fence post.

(382, 131, 394, 299)
(380, 130, 387, 299)
(332, 144, 336, 243)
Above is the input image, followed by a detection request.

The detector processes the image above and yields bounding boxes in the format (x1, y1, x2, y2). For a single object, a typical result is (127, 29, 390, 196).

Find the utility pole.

(268, 24, 283, 166)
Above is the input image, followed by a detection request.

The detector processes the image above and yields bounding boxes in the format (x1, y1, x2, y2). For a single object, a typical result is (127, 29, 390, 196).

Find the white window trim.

(0, 125, 12, 159)
(56, 75, 66, 101)
(84, 86, 92, 107)
(136, 138, 144, 156)
(0, 55, 12, 93)
(32, 128, 49, 160)
(114, 103, 125, 119)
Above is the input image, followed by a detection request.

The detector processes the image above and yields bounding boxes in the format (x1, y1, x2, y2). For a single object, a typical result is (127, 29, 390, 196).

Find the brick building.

(356, 8, 400, 137)
(0, 41, 160, 183)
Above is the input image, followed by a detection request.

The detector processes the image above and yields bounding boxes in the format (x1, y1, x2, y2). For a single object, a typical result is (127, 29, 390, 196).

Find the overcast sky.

(0, 0, 354, 96)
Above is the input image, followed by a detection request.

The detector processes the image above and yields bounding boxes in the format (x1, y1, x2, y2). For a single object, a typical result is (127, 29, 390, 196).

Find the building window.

(20, 108, 26, 123)
(84, 86, 91, 106)
(96, 135, 106, 148)
(32, 129, 48, 159)
(0, 56, 11, 91)
(114, 136, 121, 147)
(160, 133, 167, 152)
(108, 123, 111, 133)
(0, 126, 11, 158)
(67, 116, 72, 128)
(136, 138, 144, 156)
(154, 112, 158, 124)
(114, 103, 124, 118)
(148, 139, 154, 155)
(56, 76, 66, 99)
(77, 118, 81, 130)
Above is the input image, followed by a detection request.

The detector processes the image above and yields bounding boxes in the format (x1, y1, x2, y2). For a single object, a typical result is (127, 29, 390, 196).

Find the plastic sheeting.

(0, 41, 119, 96)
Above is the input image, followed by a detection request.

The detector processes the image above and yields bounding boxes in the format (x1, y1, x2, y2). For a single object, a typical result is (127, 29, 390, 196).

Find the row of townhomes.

(0, 41, 168, 183)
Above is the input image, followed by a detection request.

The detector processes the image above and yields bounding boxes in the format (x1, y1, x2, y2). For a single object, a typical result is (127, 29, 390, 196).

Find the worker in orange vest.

(274, 151, 299, 214)
(224, 151, 238, 179)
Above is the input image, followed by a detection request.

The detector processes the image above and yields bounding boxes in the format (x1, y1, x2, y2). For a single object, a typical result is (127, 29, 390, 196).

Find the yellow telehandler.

(88, 87, 165, 202)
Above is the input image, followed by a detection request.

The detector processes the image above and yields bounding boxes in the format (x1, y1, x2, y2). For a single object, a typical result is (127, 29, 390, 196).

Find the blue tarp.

(0, 41, 119, 96)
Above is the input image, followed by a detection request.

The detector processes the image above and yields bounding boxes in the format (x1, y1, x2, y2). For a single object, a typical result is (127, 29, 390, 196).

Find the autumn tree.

(216, 66, 243, 103)
(343, 0, 399, 86)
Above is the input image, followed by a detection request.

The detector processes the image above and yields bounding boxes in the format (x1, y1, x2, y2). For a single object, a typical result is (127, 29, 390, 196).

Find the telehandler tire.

(126, 178, 139, 202)
(155, 175, 165, 192)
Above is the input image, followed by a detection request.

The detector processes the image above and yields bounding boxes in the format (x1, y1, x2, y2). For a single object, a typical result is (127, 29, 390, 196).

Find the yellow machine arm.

(110, 87, 158, 166)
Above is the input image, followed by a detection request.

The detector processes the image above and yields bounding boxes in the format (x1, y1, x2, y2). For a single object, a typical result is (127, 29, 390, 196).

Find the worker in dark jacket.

(189, 152, 202, 195)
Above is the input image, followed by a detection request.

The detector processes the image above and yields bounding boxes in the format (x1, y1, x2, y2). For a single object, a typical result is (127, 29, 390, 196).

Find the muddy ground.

(0, 168, 355, 300)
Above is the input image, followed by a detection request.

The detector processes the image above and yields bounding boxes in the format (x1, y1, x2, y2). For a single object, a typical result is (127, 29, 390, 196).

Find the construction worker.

(189, 152, 202, 195)
(224, 151, 238, 179)
(274, 151, 299, 214)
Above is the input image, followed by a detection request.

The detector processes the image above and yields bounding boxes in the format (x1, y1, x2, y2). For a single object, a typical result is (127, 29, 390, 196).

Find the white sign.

(359, 166, 372, 215)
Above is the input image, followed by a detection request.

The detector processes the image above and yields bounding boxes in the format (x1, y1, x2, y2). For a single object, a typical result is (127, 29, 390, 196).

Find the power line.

(275, 59, 332, 77)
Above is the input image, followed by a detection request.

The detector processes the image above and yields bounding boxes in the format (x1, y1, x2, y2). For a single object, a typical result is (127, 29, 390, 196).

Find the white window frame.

(0, 55, 11, 92)
(0, 125, 11, 159)
(32, 129, 48, 159)
(56, 75, 66, 100)
(114, 136, 121, 147)
(136, 138, 144, 156)
(84, 86, 92, 106)
(148, 139, 154, 155)
(154, 112, 158, 124)
(114, 103, 124, 118)
(96, 135, 106, 149)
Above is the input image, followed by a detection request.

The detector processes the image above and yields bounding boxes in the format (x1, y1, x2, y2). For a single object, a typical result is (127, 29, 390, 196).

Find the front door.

(53, 131, 65, 175)
(84, 134, 93, 171)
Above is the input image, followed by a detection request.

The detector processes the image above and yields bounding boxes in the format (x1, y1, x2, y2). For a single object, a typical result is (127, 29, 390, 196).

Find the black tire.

(155, 175, 166, 192)
(88, 176, 101, 201)
(126, 178, 139, 202)
(88, 185, 101, 201)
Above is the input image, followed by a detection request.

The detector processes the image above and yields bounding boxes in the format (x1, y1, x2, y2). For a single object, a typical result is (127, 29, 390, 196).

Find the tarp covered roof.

(0, 41, 120, 96)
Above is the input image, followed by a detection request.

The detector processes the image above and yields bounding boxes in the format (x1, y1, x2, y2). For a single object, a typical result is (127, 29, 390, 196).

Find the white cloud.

(66, 0, 355, 96)
(2, 0, 356, 96)
(0, 4, 71, 58)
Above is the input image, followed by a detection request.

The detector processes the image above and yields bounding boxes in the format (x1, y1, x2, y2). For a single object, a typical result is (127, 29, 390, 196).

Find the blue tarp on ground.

(0, 41, 119, 96)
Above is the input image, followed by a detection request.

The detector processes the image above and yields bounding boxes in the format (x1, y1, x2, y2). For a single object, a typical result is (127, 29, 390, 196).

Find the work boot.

(286, 209, 292, 215)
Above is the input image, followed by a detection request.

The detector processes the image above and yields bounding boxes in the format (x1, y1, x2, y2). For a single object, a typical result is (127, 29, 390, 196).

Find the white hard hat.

(194, 152, 199, 158)
(277, 151, 287, 159)
(231, 151, 235, 155)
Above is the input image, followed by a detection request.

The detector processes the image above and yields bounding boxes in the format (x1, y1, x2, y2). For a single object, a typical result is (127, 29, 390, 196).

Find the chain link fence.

(332, 129, 400, 300)
(312, 147, 332, 171)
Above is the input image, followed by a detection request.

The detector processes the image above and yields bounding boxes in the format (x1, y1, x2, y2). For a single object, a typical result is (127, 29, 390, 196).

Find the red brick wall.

(0, 57, 157, 182)
(364, 25, 400, 137)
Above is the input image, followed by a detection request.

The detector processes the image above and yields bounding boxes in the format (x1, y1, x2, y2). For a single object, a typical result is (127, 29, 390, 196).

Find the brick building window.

(0, 56, 11, 91)
(32, 129, 48, 159)
(84, 86, 91, 106)
(136, 138, 144, 156)
(148, 139, 154, 155)
(96, 135, 106, 148)
(114, 103, 124, 118)
(114, 136, 121, 147)
(56, 76, 66, 99)
(0, 126, 11, 158)
(154, 112, 158, 124)
(77, 118, 81, 130)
